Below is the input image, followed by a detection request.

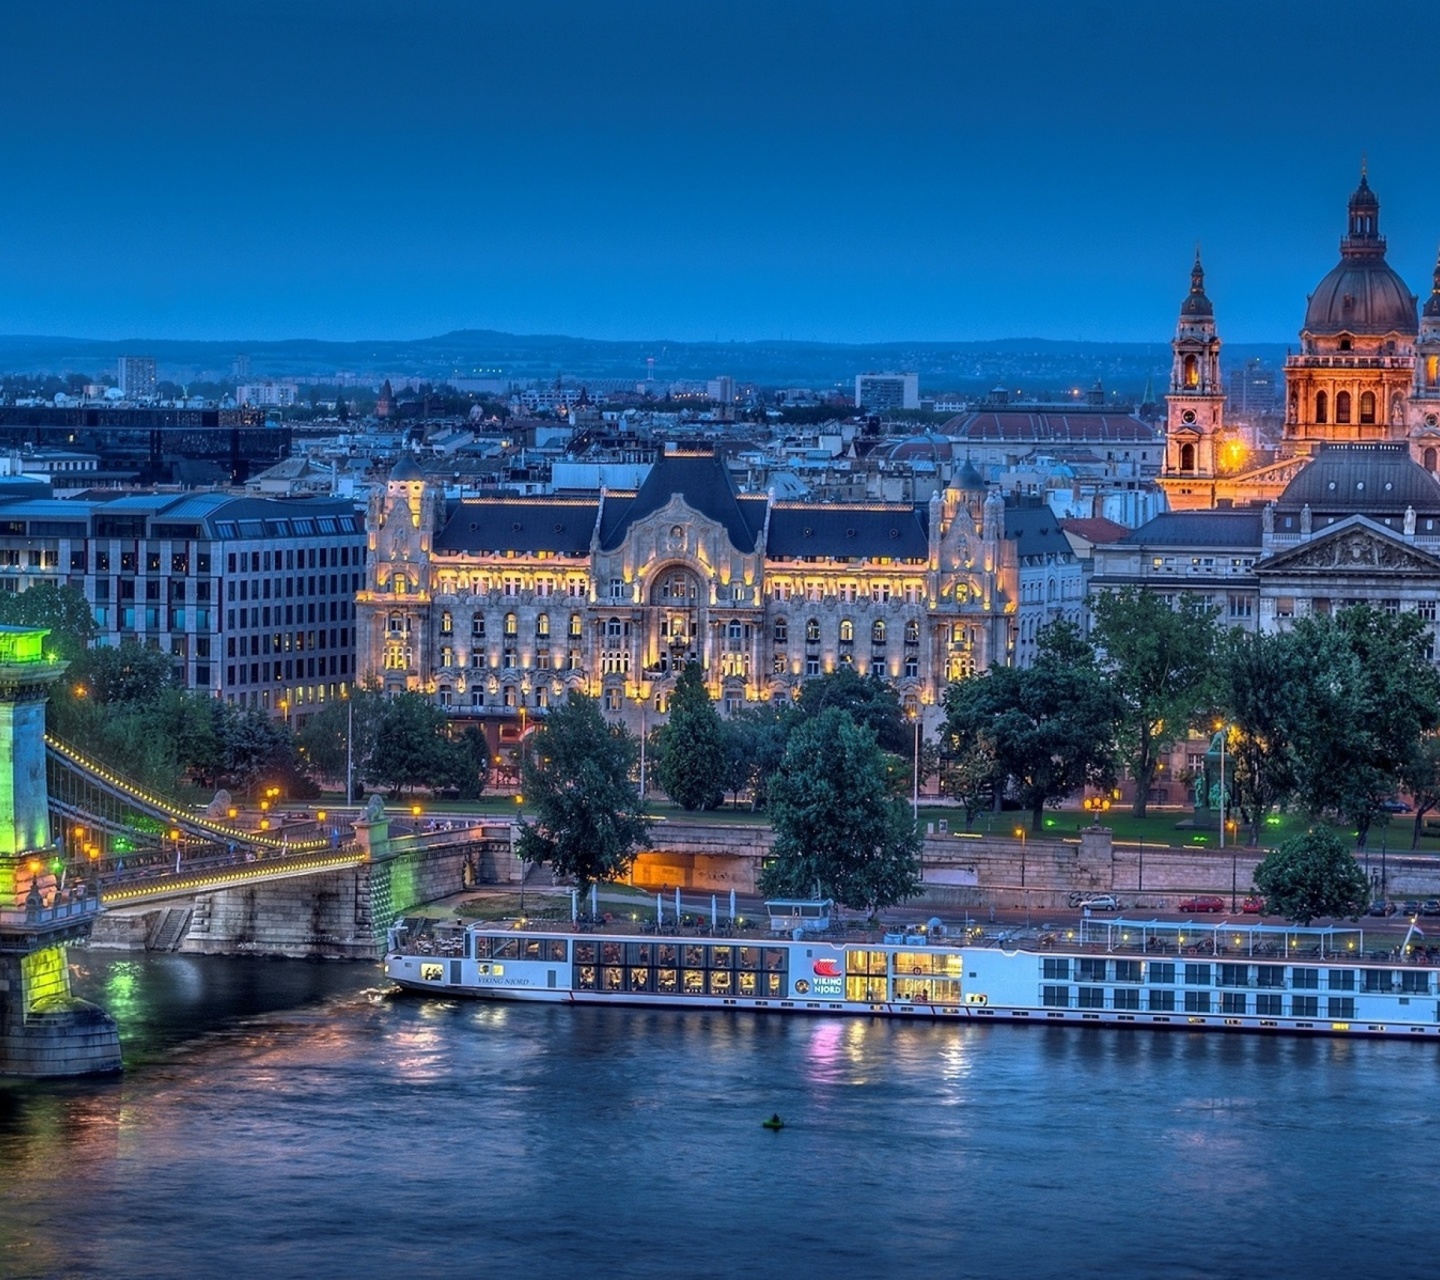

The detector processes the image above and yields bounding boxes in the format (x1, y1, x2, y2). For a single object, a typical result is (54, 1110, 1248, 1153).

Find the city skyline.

(6, 1, 1440, 346)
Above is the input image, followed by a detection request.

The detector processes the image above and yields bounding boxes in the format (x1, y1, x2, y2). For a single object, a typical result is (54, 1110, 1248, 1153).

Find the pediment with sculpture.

(1257, 520, 1440, 576)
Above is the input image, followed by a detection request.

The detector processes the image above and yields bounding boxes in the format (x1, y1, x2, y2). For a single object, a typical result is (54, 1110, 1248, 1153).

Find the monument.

(0, 625, 121, 1075)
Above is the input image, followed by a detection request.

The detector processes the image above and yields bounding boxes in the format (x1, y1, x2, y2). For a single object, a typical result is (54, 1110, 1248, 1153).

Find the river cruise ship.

(385, 912, 1440, 1040)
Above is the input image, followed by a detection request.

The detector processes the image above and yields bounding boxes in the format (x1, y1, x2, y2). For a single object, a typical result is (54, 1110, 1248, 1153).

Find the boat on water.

(385, 904, 1440, 1041)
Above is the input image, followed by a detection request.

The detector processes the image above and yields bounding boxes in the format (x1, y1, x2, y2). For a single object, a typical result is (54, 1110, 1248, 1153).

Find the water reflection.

(0, 956, 1438, 1278)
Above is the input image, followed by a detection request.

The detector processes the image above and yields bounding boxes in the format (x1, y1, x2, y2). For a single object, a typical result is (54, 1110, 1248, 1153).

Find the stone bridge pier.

(180, 823, 518, 960)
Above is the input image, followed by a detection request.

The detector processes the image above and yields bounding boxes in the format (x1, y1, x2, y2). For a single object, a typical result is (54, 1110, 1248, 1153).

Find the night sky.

(6, 0, 1440, 345)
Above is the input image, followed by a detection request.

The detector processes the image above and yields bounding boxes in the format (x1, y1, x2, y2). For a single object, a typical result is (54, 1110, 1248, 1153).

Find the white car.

(1079, 894, 1120, 912)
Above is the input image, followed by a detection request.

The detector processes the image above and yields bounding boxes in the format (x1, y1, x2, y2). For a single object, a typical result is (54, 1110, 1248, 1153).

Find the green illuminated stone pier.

(0, 626, 121, 1076)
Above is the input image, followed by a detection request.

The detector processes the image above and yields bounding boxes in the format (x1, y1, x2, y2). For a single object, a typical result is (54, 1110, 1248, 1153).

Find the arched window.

(1360, 391, 1376, 424)
(805, 618, 820, 644)
(1179, 443, 1196, 471)
(1339, 337, 1352, 351)
(839, 619, 853, 643)
(1428, 355, 1439, 388)
(728, 620, 743, 641)
(387, 612, 406, 635)
(872, 620, 886, 645)
(1315, 391, 1328, 424)
(536, 614, 550, 638)
(773, 618, 788, 644)
(504, 612, 518, 637)
(904, 619, 920, 644)
(569, 613, 583, 638)
(392, 574, 408, 595)
(606, 617, 623, 639)
(1183, 354, 1199, 389)
(1336, 391, 1352, 424)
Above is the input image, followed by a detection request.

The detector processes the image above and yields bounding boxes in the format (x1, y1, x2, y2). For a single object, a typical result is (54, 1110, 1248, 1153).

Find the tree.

(939, 735, 1004, 830)
(515, 694, 652, 891)
(1402, 734, 1440, 850)
(364, 692, 458, 796)
(64, 640, 174, 707)
(296, 688, 385, 785)
(719, 702, 791, 809)
(653, 662, 726, 810)
(1091, 587, 1218, 817)
(758, 708, 921, 915)
(941, 621, 1119, 831)
(1284, 607, 1440, 847)
(0, 582, 97, 661)
(1216, 629, 1303, 844)
(1251, 828, 1370, 924)
(218, 705, 296, 796)
(793, 667, 910, 755)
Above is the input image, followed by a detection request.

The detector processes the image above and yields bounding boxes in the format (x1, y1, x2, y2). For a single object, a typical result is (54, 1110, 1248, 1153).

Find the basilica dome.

(1302, 173, 1417, 338)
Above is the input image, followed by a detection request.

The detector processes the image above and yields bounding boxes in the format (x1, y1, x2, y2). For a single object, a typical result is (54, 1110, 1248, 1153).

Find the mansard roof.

(766, 503, 930, 560)
(1118, 510, 1265, 549)
(598, 449, 765, 552)
(434, 498, 599, 556)
(1003, 499, 1072, 558)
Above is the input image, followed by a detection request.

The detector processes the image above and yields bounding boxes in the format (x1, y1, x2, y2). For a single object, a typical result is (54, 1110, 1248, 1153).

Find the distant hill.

(0, 330, 1291, 399)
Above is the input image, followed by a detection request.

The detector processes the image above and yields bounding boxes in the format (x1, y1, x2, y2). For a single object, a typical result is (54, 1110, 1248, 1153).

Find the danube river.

(2, 952, 1437, 1279)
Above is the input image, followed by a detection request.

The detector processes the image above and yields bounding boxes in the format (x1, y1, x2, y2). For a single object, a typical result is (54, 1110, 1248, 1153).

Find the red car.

(1242, 896, 1265, 914)
(1179, 895, 1226, 913)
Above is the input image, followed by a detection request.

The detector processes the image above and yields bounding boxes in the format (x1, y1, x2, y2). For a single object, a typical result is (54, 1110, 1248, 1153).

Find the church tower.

(1411, 250, 1440, 473)
(1158, 254, 1226, 510)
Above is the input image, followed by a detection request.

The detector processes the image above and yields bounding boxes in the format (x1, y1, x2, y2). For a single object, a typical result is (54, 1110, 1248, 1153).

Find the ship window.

(576, 966, 596, 990)
(1184, 991, 1211, 1013)
(1292, 967, 1319, 989)
(1327, 969, 1355, 991)
(1114, 960, 1142, 983)
(657, 969, 678, 993)
(738, 947, 761, 971)
(683, 969, 705, 994)
(1257, 965, 1285, 988)
(1328, 997, 1355, 1019)
(708, 970, 733, 995)
(1183, 963, 1211, 987)
(629, 968, 652, 992)
(1148, 989, 1175, 1012)
(1291, 995, 1319, 1018)
(1041, 986, 1070, 1008)
(1078, 987, 1105, 1009)
(1113, 988, 1141, 1011)
(1221, 992, 1248, 1015)
(1256, 993, 1282, 1017)
(492, 938, 519, 960)
(1042, 958, 1070, 980)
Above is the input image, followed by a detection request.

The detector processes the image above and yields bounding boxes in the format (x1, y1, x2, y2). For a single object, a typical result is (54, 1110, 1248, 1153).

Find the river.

(0, 951, 1435, 1279)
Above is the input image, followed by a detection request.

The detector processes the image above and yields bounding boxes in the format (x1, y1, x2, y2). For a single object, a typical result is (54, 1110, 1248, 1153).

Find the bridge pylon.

(0, 627, 120, 1076)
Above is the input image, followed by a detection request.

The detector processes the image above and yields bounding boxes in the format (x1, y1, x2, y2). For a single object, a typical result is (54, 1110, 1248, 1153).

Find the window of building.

(839, 619, 853, 643)
(872, 620, 886, 645)
(805, 618, 820, 645)
(773, 619, 788, 644)
(1336, 390, 1352, 424)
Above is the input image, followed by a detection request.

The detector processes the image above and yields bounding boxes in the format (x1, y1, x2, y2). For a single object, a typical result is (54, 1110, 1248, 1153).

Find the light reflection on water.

(1, 954, 1439, 1278)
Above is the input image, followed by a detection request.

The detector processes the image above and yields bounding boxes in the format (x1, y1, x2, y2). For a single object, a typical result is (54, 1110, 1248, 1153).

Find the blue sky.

(5, 0, 1440, 345)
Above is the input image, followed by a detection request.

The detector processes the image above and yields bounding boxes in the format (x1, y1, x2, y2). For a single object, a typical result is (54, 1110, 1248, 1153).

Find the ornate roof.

(1275, 444, 1440, 516)
(1302, 173, 1417, 337)
(1180, 254, 1213, 318)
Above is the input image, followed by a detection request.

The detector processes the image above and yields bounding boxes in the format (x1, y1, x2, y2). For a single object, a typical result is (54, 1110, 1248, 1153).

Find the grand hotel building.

(357, 448, 1080, 741)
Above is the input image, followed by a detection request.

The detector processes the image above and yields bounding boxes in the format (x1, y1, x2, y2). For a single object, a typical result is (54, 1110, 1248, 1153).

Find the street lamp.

(1215, 721, 1231, 850)
(1083, 795, 1111, 825)
(909, 708, 921, 826)
(1014, 826, 1028, 925)
(344, 687, 354, 808)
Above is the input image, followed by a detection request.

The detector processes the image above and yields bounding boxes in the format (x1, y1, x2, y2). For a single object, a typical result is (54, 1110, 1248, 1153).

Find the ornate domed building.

(1160, 170, 1440, 511)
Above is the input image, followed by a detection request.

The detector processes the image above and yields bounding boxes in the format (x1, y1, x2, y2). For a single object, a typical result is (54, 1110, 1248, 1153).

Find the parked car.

(1369, 900, 1399, 917)
(1079, 894, 1119, 912)
(1242, 896, 1265, 914)
(1179, 895, 1226, 913)
(1422, 900, 1440, 917)
(1381, 799, 1413, 813)
(1404, 901, 1422, 917)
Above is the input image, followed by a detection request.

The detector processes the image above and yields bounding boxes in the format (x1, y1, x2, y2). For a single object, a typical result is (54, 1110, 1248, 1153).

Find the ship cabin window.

(846, 948, 890, 1002)
(573, 941, 786, 997)
(893, 951, 961, 1004)
(1147, 962, 1175, 985)
(472, 935, 565, 963)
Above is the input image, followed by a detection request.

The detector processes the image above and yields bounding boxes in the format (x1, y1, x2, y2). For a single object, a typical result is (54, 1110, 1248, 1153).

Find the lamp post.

(1014, 825, 1028, 926)
(345, 689, 354, 808)
(1216, 721, 1228, 851)
(910, 709, 921, 827)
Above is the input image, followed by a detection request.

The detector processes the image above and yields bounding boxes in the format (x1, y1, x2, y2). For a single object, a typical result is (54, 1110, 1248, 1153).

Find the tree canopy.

(792, 667, 911, 755)
(1251, 828, 1370, 924)
(1091, 587, 1218, 817)
(0, 582, 97, 661)
(759, 707, 921, 915)
(515, 694, 652, 891)
(942, 621, 1119, 831)
(653, 662, 726, 810)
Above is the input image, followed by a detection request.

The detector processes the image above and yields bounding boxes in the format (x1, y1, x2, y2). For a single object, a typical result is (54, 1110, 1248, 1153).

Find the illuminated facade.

(1161, 171, 1440, 511)
(358, 449, 1082, 737)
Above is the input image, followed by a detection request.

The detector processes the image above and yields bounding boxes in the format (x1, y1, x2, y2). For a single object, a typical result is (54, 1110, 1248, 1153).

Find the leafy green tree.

(1284, 607, 1440, 847)
(0, 582, 96, 661)
(759, 707, 921, 915)
(941, 621, 1119, 831)
(296, 688, 385, 785)
(653, 662, 726, 810)
(1402, 734, 1440, 850)
(218, 705, 296, 796)
(1091, 586, 1218, 817)
(793, 667, 910, 754)
(1216, 629, 1302, 844)
(364, 692, 457, 795)
(65, 640, 174, 707)
(939, 734, 1004, 830)
(719, 702, 791, 808)
(1251, 828, 1370, 924)
(516, 694, 652, 891)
